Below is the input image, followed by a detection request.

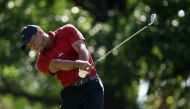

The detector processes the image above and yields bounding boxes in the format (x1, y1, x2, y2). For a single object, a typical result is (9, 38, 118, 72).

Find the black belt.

(72, 75, 99, 86)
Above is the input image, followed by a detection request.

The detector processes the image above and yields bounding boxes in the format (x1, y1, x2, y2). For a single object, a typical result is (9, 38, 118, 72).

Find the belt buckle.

(74, 80, 83, 86)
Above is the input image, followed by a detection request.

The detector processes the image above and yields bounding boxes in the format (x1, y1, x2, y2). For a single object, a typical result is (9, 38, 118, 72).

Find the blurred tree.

(0, 0, 190, 109)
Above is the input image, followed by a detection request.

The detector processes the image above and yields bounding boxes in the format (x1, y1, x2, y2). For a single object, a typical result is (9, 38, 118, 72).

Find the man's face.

(26, 29, 46, 52)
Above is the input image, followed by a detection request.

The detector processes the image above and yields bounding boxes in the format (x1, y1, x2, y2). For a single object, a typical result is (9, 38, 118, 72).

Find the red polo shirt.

(36, 24, 97, 88)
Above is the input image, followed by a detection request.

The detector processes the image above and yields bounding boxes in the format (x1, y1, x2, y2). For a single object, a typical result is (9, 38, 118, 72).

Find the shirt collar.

(48, 31, 55, 38)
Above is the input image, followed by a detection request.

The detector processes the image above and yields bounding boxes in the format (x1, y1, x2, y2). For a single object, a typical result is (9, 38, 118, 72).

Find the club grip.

(91, 60, 99, 67)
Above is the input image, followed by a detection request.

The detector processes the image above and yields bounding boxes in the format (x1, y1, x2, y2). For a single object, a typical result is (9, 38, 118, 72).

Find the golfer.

(20, 24, 104, 109)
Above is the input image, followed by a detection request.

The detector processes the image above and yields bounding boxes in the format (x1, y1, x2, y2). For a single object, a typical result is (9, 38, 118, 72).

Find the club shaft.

(92, 22, 153, 66)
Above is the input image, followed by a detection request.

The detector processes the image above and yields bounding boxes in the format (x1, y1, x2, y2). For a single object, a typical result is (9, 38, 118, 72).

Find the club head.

(150, 13, 158, 25)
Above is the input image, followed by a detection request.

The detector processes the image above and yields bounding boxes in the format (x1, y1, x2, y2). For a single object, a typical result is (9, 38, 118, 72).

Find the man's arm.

(48, 40, 91, 74)
(72, 40, 94, 71)
(48, 59, 90, 73)
(72, 40, 89, 61)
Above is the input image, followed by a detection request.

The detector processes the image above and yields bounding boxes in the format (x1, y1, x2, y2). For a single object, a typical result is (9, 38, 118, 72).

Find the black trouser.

(60, 78, 104, 109)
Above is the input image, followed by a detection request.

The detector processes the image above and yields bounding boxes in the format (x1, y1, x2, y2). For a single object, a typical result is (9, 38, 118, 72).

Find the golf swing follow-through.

(20, 13, 157, 109)
(79, 13, 158, 78)
(20, 24, 104, 109)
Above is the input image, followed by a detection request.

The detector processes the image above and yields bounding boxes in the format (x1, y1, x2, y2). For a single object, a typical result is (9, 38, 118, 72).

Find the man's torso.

(36, 24, 97, 88)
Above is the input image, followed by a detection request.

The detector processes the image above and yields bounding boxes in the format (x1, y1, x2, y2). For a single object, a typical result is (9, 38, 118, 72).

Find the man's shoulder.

(63, 24, 75, 28)
(52, 24, 82, 40)
(58, 24, 76, 31)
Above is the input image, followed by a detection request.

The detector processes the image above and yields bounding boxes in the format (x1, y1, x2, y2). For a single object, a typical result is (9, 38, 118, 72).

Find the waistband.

(72, 74, 99, 87)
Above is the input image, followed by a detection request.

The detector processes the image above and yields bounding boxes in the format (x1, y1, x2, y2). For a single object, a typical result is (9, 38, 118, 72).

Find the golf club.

(79, 13, 158, 78)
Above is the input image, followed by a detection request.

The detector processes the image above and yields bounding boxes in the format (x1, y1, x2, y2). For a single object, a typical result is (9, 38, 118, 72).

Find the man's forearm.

(48, 59, 91, 73)
(49, 59, 78, 73)
(78, 45, 89, 61)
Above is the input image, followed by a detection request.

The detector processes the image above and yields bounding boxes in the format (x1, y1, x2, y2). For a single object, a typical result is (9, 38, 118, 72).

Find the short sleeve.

(64, 24, 85, 43)
(36, 54, 51, 74)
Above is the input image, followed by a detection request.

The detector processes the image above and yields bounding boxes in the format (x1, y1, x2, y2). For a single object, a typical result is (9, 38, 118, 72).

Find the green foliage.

(0, 0, 190, 109)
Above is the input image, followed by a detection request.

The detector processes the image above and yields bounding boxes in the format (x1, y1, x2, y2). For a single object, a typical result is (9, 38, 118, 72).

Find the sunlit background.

(0, 0, 190, 109)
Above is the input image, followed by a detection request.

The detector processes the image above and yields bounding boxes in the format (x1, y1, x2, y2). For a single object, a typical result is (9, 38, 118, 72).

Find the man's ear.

(37, 28, 44, 35)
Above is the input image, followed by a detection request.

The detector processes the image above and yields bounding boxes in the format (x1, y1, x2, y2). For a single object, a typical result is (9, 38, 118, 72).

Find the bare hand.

(75, 60, 92, 71)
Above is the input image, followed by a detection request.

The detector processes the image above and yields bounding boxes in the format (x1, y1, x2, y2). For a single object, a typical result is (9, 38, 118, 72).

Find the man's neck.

(43, 34, 53, 51)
